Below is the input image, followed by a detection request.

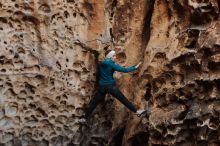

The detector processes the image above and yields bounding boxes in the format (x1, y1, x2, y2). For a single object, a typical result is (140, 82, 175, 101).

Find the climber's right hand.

(135, 62, 142, 69)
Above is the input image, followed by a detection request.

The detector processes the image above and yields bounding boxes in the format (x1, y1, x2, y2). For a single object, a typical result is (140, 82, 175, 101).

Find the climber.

(79, 49, 148, 122)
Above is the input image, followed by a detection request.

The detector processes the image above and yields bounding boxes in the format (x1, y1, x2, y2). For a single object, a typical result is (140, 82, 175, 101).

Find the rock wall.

(0, 0, 109, 145)
(123, 0, 220, 146)
(0, 0, 219, 146)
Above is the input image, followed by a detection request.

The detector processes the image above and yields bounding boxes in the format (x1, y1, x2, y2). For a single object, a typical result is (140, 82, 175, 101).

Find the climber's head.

(105, 50, 116, 61)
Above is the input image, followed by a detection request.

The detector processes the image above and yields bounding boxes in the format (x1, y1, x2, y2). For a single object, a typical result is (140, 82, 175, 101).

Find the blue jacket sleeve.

(108, 61, 137, 73)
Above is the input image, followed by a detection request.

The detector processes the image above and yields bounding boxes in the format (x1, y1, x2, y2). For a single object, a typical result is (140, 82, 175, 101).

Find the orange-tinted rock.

(0, 0, 220, 145)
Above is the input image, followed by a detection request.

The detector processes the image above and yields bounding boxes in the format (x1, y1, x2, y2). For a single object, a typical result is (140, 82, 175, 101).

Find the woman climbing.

(80, 49, 147, 122)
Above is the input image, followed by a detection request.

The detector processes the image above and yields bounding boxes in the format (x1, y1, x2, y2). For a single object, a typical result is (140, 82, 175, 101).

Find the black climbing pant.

(85, 84, 137, 119)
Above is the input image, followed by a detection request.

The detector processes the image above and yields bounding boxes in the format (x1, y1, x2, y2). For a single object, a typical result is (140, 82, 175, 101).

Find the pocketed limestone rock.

(0, 0, 220, 146)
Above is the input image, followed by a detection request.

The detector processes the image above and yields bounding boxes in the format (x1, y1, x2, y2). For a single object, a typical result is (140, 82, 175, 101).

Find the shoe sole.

(137, 109, 150, 117)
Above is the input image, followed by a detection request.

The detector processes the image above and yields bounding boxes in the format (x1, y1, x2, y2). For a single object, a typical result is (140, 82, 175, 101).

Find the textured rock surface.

(0, 0, 220, 146)
(0, 0, 108, 145)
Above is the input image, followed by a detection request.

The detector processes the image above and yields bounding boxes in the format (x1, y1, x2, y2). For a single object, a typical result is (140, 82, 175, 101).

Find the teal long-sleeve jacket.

(98, 58, 137, 86)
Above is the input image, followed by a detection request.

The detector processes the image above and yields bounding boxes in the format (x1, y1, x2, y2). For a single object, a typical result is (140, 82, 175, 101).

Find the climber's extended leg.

(107, 85, 137, 113)
(107, 85, 150, 117)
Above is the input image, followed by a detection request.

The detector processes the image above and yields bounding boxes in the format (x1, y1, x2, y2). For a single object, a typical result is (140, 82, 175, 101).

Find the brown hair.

(98, 45, 113, 62)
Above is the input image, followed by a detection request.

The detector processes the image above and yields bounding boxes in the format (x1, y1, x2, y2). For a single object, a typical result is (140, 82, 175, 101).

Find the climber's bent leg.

(108, 85, 137, 113)
(85, 87, 106, 119)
